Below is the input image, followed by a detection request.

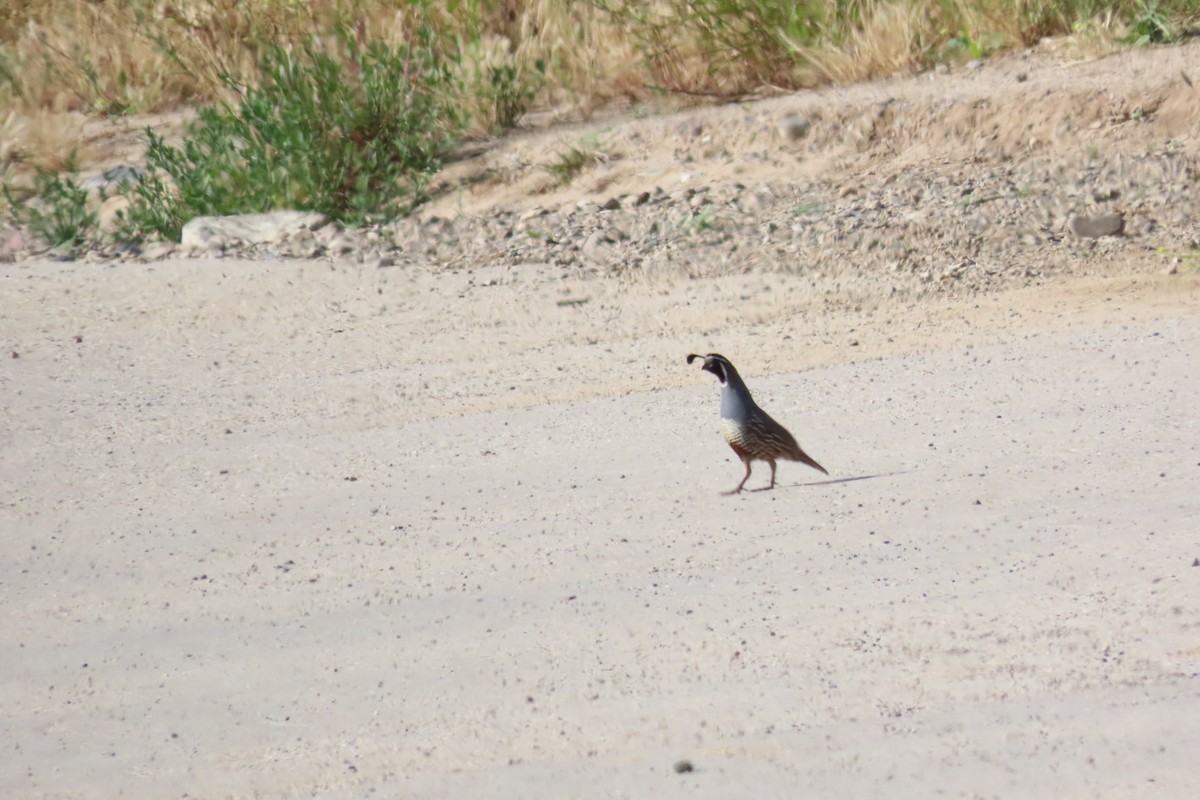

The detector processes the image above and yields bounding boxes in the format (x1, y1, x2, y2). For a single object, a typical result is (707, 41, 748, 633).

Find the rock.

(180, 210, 330, 250)
(1068, 214, 1125, 239)
(98, 195, 132, 233)
(779, 113, 811, 142)
(0, 225, 35, 261)
(633, 191, 651, 207)
(600, 197, 621, 211)
(327, 234, 355, 256)
(581, 230, 612, 259)
(141, 241, 176, 261)
(81, 165, 145, 192)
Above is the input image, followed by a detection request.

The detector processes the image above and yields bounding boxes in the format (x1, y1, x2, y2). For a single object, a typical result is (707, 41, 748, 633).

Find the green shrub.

(119, 25, 465, 241)
(1121, 1, 1179, 45)
(482, 60, 545, 131)
(3, 156, 97, 253)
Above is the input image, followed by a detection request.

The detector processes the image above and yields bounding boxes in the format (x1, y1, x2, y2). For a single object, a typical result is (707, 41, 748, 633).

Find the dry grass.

(0, 109, 86, 172)
(0, 0, 1196, 180)
(0, 1, 625, 115)
(790, 2, 930, 85)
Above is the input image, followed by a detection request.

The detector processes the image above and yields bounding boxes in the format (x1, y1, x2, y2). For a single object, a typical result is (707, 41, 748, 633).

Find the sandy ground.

(3, 254, 1199, 798)
(5, 40, 1200, 800)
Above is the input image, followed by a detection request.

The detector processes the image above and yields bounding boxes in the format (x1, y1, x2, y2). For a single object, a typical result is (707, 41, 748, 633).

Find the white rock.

(180, 211, 330, 249)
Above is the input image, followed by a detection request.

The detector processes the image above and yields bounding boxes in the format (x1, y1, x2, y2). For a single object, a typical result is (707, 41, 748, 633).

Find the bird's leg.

(723, 459, 752, 495)
(752, 459, 778, 492)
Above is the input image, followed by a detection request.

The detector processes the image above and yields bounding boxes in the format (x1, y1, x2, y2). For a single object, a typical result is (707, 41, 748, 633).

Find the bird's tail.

(793, 448, 828, 475)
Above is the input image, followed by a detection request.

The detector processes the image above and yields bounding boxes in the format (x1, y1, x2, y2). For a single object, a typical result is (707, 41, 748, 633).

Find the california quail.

(687, 353, 827, 494)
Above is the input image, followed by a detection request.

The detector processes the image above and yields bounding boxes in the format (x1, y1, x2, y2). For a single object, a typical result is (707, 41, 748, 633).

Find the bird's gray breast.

(719, 383, 754, 422)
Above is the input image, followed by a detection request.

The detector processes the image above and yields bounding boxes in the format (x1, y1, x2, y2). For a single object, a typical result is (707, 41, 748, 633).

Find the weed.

(682, 204, 716, 231)
(459, 44, 546, 133)
(1157, 245, 1200, 261)
(1121, 1, 1178, 46)
(544, 137, 607, 185)
(590, 0, 821, 91)
(942, 28, 1007, 62)
(116, 24, 465, 241)
(3, 155, 97, 252)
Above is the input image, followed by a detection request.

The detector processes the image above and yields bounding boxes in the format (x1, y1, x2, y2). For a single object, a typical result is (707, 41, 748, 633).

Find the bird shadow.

(752, 469, 915, 492)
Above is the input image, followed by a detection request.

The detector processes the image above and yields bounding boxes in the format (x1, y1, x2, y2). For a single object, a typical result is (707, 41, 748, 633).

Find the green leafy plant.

(942, 28, 1006, 62)
(466, 56, 546, 132)
(793, 200, 825, 217)
(117, 24, 465, 241)
(1120, 1, 1177, 46)
(3, 156, 98, 252)
(543, 136, 607, 186)
(682, 204, 716, 231)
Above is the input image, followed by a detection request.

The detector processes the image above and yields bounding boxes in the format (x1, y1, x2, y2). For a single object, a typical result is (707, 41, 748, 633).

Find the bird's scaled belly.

(720, 418, 751, 452)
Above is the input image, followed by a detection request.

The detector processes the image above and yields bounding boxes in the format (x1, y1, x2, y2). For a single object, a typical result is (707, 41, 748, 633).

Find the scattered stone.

(141, 241, 177, 261)
(327, 234, 356, 256)
(98, 195, 132, 233)
(581, 230, 612, 259)
(0, 226, 35, 261)
(673, 760, 694, 774)
(1068, 214, 1125, 239)
(14, 91, 1194, 303)
(779, 113, 812, 142)
(81, 165, 145, 192)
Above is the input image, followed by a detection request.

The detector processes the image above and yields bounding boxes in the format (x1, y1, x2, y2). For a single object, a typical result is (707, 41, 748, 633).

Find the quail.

(687, 353, 827, 494)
